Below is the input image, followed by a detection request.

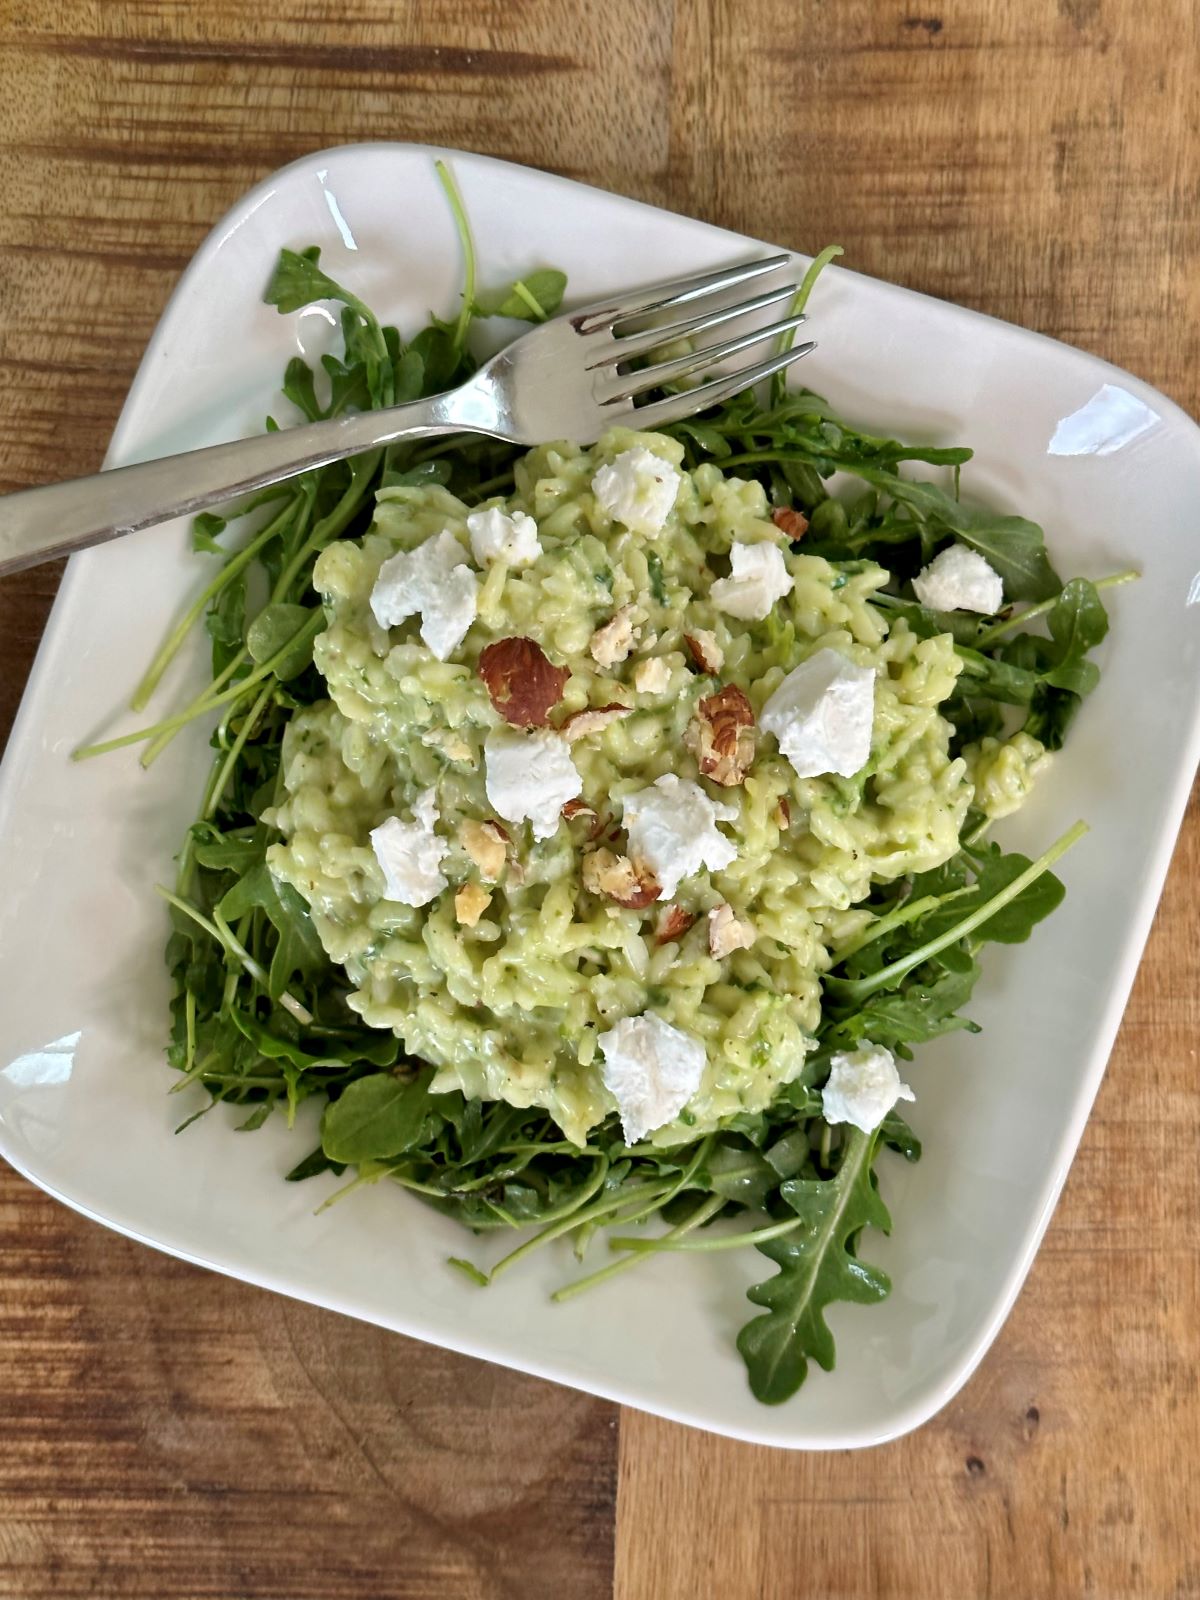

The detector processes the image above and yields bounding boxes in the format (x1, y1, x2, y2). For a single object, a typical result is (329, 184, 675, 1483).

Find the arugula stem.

(73, 612, 323, 761)
(436, 159, 477, 360)
(608, 1213, 804, 1254)
(269, 457, 376, 603)
(183, 989, 197, 1076)
(154, 886, 313, 1025)
(141, 647, 254, 770)
(485, 1172, 675, 1284)
(974, 569, 1139, 648)
(771, 245, 843, 404)
(203, 682, 276, 821)
(551, 1192, 727, 1303)
(832, 886, 974, 963)
(512, 279, 547, 320)
(826, 820, 1088, 1003)
(129, 497, 299, 713)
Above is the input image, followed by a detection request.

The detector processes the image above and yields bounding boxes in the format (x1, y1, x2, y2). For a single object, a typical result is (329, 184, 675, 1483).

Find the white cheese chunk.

(484, 725, 582, 840)
(466, 506, 542, 569)
(912, 543, 1004, 614)
(598, 1012, 707, 1143)
(709, 541, 794, 621)
(821, 1042, 914, 1133)
(760, 648, 875, 779)
(622, 774, 737, 899)
(369, 528, 478, 660)
(369, 788, 448, 906)
(592, 447, 682, 537)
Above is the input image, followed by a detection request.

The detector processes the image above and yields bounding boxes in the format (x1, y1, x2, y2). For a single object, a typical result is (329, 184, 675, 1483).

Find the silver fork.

(0, 254, 815, 577)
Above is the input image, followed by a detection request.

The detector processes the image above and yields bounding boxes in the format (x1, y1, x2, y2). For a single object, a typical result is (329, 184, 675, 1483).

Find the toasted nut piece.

(422, 726, 473, 763)
(589, 605, 638, 668)
(771, 507, 809, 540)
(582, 847, 661, 908)
(562, 798, 606, 840)
(560, 703, 632, 743)
(455, 883, 493, 928)
(655, 903, 698, 945)
(633, 657, 671, 694)
(459, 819, 508, 880)
(708, 903, 756, 958)
(775, 795, 791, 829)
(688, 683, 756, 787)
(479, 636, 569, 727)
(683, 629, 724, 674)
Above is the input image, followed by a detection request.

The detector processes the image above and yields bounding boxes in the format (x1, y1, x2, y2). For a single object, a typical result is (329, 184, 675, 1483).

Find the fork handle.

(0, 387, 479, 577)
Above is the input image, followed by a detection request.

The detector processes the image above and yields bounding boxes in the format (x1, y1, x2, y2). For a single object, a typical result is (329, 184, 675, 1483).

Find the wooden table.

(1, 3, 1197, 1595)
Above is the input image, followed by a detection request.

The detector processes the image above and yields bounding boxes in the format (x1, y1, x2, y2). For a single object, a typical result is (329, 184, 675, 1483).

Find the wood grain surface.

(1, 2, 1197, 1596)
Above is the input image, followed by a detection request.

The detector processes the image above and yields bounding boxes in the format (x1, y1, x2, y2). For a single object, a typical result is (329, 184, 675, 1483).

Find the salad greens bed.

(80, 167, 1132, 1405)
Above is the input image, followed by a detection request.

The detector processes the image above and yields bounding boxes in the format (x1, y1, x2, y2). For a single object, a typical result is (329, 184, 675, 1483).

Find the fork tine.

(597, 313, 810, 404)
(603, 340, 817, 433)
(571, 254, 791, 335)
(584, 282, 800, 371)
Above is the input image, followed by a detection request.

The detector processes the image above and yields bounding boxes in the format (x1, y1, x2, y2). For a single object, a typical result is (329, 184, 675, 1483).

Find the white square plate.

(2, 143, 1198, 1450)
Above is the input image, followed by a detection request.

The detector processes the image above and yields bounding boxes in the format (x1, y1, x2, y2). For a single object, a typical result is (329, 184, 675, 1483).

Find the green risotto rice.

(266, 427, 1046, 1145)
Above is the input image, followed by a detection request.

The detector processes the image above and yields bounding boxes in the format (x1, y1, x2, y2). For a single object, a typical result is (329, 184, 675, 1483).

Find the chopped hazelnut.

(589, 605, 638, 668)
(478, 636, 569, 726)
(684, 629, 724, 674)
(454, 883, 493, 928)
(581, 847, 661, 908)
(687, 684, 756, 786)
(633, 657, 671, 694)
(771, 507, 809, 540)
(459, 819, 508, 881)
(655, 903, 698, 945)
(560, 703, 632, 742)
(708, 903, 756, 958)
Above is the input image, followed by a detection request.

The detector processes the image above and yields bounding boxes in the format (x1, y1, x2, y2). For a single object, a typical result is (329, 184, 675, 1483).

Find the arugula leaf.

(206, 574, 246, 676)
(188, 822, 262, 873)
(953, 646, 1040, 705)
(1025, 682, 1081, 749)
(850, 468, 1061, 600)
(286, 1146, 346, 1183)
(838, 962, 981, 1052)
(1043, 578, 1108, 694)
(408, 324, 462, 394)
(473, 269, 567, 321)
(879, 1110, 921, 1163)
(912, 847, 1065, 948)
(737, 1129, 891, 1403)
(191, 512, 227, 555)
(218, 864, 326, 999)
(246, 603, 319, 681)
(700, 1139, 780, 1207)
(282, 357, 323, 423)
(320, 1067, 439, 1164)
(264, 247, 376, 335)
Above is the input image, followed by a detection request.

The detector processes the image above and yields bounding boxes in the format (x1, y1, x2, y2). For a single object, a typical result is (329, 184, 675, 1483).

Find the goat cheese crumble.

(622, 774, 737, 898)
(592, 446, 682, 537)
(467, 506, 542, 568)
(484, 725, 583, 840)
(369, 789, 448, 907)
(369, 528, 478, 660)
(598, 1012, 707, 1143)
(912, 543, 1004, 614)
(709, 541, 794, 621)
(760, 648, 876, 779)
(821, 1042, 915, 1133)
